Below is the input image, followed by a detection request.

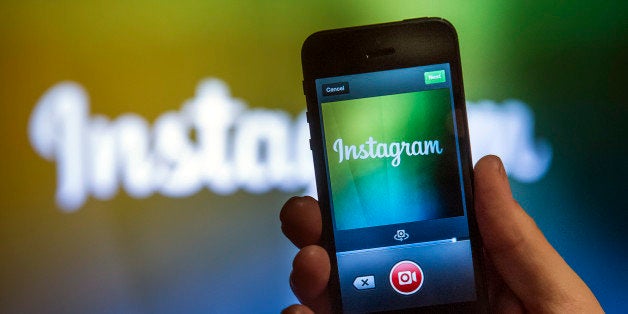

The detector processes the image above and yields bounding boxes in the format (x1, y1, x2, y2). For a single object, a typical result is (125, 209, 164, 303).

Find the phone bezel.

(301, 18, 487, 313)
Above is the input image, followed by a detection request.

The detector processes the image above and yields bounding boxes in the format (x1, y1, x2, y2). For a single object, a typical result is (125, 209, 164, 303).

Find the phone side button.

(309, 138, 313, 150)
(306, 111, 310, 123)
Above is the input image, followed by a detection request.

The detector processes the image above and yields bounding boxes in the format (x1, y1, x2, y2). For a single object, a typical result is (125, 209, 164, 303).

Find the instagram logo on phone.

(390, 260, 424, 295)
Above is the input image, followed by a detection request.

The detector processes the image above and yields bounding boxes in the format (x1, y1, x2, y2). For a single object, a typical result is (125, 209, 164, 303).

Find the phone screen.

(315, 63, 477, 312)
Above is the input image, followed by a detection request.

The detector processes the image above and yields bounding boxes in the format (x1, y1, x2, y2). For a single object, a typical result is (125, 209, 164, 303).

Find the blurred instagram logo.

(29, 79, 551, 212)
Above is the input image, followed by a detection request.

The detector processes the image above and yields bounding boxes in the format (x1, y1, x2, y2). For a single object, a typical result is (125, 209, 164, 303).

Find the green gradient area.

(322, 89, 462, 230)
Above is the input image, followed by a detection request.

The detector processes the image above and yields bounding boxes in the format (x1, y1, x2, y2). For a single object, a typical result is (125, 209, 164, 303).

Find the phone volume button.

(309, 138, 313, 150)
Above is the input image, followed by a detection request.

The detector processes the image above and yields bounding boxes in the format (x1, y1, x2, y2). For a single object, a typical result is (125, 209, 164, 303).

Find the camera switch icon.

(393, 229, 409, 241)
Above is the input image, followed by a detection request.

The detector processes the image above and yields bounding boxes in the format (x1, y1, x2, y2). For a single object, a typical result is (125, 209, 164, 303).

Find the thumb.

(474, 155, 602, 313)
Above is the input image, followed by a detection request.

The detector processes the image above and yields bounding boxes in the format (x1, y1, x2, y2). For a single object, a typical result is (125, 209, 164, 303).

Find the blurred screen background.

(1, 1, 626, 313)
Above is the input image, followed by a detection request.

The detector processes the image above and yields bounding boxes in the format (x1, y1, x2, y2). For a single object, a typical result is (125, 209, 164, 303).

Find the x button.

(353, 275, 375, 290)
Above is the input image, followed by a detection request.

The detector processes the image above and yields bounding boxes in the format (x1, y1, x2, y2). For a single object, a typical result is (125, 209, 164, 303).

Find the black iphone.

(301, 18, 488, 313)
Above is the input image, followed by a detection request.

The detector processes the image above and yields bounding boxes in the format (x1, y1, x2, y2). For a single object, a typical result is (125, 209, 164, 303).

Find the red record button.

(389, 260, 424, 295)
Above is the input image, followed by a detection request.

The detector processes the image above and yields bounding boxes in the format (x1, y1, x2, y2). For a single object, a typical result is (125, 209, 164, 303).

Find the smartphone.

(301, 19, 488, 313)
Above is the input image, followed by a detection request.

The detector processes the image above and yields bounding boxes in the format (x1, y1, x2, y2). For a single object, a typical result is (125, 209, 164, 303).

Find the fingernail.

(486, 155, 506, 178)
(495, 156, 506, 177)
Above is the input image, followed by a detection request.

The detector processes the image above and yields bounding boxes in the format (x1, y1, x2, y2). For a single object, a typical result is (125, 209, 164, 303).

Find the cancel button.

(322, 82, 350, 96)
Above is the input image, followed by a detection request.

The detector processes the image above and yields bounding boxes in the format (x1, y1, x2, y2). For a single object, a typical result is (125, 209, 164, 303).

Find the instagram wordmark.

(332, 137, 444, 167)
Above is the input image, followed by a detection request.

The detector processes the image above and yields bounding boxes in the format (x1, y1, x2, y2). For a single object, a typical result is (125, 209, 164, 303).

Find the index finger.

(280, 196, 322, 248)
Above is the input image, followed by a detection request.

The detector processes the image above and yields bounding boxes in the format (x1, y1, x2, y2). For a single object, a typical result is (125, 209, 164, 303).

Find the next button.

(424, 70, 446, 84)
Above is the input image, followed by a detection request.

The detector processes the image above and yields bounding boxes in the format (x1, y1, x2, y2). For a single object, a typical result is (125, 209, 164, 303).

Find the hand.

(279, 155, 603, 313)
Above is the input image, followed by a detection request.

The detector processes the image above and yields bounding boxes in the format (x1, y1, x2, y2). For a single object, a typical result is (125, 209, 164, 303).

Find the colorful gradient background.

(323, 89, 462, 230)
(0, 1, 626, 313)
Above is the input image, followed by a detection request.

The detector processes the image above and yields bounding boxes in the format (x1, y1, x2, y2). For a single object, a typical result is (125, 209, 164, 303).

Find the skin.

(279, 155, 603, 313)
